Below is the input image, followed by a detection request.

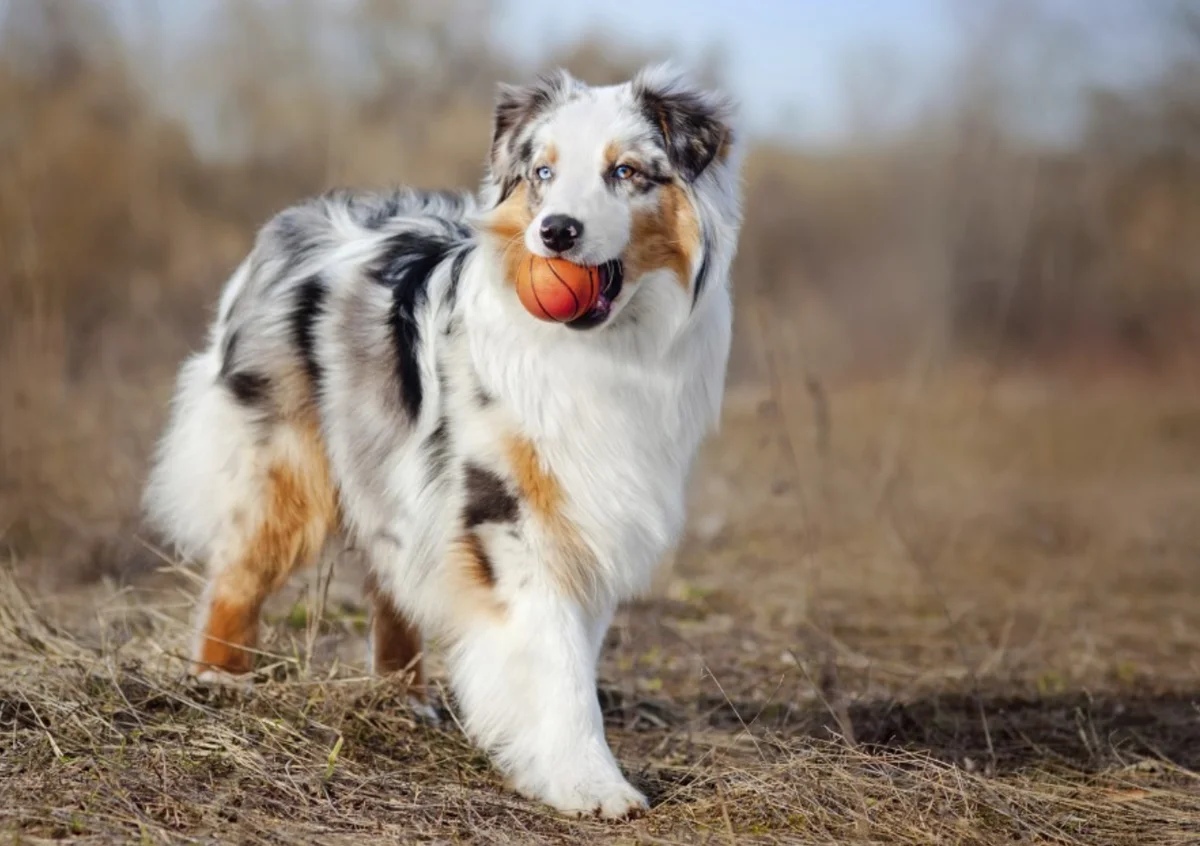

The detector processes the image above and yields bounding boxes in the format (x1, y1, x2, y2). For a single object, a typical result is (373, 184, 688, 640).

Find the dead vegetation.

(2, 1, 1199, 843)
(5, 369, 1200, 844)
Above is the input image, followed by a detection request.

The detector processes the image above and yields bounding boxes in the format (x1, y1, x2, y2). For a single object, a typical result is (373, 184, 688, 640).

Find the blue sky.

(92, 0, 1183, 146)
(493, 0, 958, 141)
(492, 0, 1179, 144)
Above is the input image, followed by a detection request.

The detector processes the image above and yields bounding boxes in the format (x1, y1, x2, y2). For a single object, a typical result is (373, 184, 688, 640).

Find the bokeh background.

(3, 1, 1200, 842)
(3, 0, 1198, 572)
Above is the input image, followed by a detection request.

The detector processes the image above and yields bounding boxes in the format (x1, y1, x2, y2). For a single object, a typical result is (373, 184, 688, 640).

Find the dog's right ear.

(488, 70, 577, 197)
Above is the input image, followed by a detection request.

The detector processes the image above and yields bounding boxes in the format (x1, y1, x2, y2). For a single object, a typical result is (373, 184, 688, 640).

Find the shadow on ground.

(599, 686, 1200, 774)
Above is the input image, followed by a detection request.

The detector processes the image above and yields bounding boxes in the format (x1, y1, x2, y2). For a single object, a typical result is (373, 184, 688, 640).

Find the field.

(3, 2, 1200, 843)
(5, 359, 1200, 844)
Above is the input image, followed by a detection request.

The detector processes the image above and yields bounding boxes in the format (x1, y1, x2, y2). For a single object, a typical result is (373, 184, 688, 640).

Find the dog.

(143, 64, 742, 818)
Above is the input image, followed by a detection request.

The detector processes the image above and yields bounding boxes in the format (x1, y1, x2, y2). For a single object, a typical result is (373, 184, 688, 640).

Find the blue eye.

(535, 165, 554, 181)
(613, 164, 636, 180)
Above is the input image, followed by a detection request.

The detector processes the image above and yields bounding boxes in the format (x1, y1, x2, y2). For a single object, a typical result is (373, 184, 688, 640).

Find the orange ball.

(515, 256, 601, 323)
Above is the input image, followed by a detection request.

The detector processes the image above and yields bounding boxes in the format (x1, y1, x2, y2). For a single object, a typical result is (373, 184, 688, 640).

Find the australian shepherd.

(144, 65, 742, 818)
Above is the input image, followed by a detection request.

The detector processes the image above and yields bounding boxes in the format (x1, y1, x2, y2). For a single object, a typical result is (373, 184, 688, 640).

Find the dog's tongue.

(586, 294, 613, 321)
(584, 263, 619, 319)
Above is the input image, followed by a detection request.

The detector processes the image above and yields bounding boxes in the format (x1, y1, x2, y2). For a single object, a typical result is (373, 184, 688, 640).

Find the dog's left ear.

(634, 65, 734, 183)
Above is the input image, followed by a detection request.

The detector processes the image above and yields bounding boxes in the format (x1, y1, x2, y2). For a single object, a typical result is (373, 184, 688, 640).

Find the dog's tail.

(142, 274, 263, 563)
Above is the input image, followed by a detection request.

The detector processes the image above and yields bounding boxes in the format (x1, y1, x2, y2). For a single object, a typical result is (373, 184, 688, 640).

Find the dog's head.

(480, 65, 740, 332)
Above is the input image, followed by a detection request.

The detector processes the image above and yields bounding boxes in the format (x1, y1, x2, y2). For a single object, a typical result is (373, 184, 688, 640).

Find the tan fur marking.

(462, 531, 497, 589)
(604, 141, 622, 171)
(275, 365, 320, 420)
(715, 129, 733, 164)
(197, 596, 260, 674)
(365, 573, 424, 685)
(507, 435, 564, 520)
(195, 416, 338, 675)
(505, 435, 594, 604)
(625, 183, 700, 291)
(544, 142, 558, 167)
(482, 182, 534, 289)
(446, 533, 505, 621)
(652, 110, 672, 145)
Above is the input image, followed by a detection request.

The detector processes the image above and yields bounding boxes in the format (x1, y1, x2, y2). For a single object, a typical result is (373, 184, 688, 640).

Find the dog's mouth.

(566, 261, 624, 331)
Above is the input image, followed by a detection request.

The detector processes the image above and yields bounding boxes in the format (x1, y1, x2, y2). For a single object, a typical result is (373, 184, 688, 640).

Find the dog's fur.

(143, 65, 742, 818)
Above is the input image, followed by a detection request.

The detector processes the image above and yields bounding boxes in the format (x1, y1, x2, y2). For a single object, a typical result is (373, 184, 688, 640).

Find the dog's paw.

(191, 667, 253, 688)
(546, 777, 649, 820)
(407, 695, 442, 725)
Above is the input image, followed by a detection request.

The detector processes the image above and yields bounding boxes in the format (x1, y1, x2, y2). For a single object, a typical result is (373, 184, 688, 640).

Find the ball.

(515, 256, 601, 323)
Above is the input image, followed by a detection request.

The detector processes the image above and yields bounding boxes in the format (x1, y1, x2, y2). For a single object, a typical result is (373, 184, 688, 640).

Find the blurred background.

(4, 5, 1200, 838)
(1, 0, 1198, 595)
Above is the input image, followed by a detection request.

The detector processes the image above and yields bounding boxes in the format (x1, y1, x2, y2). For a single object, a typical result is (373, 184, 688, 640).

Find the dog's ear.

(634, 65, 734, 183)
(488, 69, 577, 192)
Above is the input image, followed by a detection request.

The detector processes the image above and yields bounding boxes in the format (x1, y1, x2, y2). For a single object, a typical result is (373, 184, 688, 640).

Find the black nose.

(539, 214, 584, 253)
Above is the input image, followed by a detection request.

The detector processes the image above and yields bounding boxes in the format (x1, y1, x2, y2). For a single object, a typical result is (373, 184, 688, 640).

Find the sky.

(490, 0, 1179, 144)
(52, 0, 1190, 146)
(493, 0, 959, 141)
(91, 0, 960, 143)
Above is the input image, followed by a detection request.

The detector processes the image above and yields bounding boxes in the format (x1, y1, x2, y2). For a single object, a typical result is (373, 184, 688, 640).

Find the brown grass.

(2, 2, 1200, 843)
(5, 368, 1200, 844)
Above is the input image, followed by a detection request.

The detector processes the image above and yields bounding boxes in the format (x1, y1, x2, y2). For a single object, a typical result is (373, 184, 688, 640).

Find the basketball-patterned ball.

(515, 256, 601, 322)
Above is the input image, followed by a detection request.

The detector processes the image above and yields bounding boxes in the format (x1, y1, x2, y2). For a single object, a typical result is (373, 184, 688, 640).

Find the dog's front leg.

(448, 590, 646, 819)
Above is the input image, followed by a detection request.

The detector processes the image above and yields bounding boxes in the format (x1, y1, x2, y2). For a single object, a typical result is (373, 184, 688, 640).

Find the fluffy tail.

(142, 343, 263, 562)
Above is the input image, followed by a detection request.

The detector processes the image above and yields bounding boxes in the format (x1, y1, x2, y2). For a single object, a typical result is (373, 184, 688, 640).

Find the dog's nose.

(539, 214, 584, 253)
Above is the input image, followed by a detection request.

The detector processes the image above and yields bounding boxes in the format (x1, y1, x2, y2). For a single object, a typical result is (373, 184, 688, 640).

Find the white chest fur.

(458, 269, 732, 601)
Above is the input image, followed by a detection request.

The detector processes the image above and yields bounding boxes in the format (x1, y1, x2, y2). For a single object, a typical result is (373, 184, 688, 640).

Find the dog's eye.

(612, 164, 636, 181)
(535, 165, 554, 181)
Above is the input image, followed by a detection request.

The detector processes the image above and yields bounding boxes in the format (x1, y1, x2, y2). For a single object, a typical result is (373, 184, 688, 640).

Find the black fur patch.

(630, 160, 673, 195)
(269, 209, 325, 283)
(219, 328, 241, 376)
(290, 277, 328, 389)
(693, 230, 713, 307)
(435, 213, 472, 242)
(445, 245, 472, 311)
(359, 192, 404, 230)
(497, 174, 521, 204)
(374, 230, 463, 420)
(637, 86, 729, 182)
(517, 137, 534, 168)
(425, 416, 451, 483)
(644, 159, 672, 185)
(226, 371, 271, 406)
(463, 464, 519, 528)
(219, 330, 268, 405)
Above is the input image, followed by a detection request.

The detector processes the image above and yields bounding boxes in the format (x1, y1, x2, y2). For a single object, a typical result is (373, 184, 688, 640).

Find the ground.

(2, 363, 1199, 844)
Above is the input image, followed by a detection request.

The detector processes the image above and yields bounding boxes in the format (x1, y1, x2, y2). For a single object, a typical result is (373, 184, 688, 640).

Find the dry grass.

(4, 369, 1200, 845)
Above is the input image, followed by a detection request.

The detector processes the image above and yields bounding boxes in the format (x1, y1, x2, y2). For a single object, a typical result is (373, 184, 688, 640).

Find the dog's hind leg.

(191, 414, 338, 676)
(365, 571, 424, 686)
(143, 342, 340, 676)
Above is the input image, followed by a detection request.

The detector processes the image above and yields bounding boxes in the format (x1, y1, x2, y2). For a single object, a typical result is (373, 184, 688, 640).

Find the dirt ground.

(2, 360, 1199, 845)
